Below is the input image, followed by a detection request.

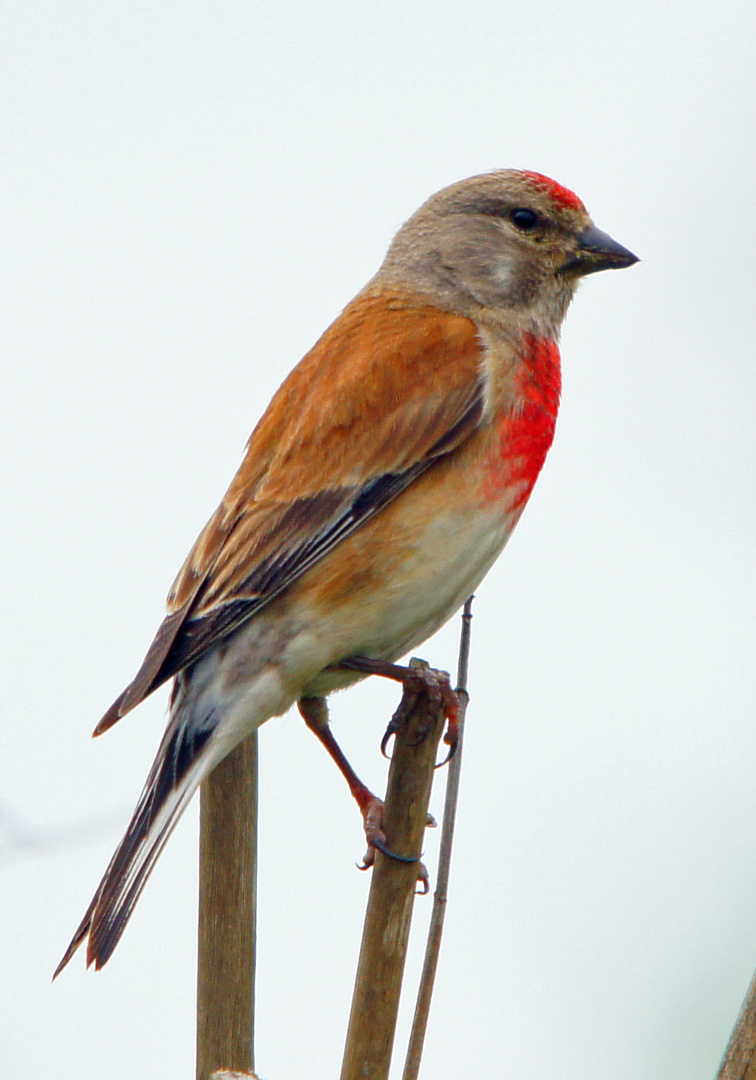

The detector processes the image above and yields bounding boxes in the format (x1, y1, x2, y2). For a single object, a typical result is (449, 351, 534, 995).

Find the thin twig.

(196, 733, 259, 1080)
(340, 660, 446, 1080)
(717, 966, 756, 1080)
(402, 596, 474, 1080)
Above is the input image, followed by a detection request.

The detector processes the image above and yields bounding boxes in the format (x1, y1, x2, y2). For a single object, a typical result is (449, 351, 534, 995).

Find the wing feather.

(96, 289, 485, 733)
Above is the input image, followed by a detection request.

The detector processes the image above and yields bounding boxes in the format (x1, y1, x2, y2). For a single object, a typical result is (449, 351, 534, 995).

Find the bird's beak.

(560, 225, 639, 276)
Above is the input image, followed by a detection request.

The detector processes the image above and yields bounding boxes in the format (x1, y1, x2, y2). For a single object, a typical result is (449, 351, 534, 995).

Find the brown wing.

(95, 289, 484, 735)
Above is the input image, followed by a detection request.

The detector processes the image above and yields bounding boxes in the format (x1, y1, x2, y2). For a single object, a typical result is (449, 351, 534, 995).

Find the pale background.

(2, 2, 755, 1077)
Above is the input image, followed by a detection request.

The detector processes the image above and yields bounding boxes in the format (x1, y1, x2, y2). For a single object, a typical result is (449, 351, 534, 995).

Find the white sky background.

(1, 1, 755, 1076)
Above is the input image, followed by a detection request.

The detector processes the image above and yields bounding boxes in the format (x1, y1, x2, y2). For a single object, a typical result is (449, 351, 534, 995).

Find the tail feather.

(53, 893, 99, 979)
(87, 765, 205, 968)
(54, 714, 219, 976)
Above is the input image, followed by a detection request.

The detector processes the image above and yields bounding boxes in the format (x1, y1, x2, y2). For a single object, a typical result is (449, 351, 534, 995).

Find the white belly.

(183, 496, 522, 743)
(294, 501, 519, 697)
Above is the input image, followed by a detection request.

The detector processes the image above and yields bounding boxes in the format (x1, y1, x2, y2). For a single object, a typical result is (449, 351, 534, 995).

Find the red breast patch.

(484, 333, 561, 510)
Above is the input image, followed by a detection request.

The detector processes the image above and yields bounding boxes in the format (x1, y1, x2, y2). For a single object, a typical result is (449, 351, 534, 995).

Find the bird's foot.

(354, 787, 434, 893)
(336, 655, 460, 765)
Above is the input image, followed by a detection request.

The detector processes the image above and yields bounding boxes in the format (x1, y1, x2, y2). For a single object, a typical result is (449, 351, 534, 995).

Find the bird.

(54, 168, 637, 975)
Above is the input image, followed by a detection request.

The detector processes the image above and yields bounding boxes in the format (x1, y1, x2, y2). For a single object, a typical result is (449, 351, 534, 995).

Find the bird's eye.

(511, 208, 539, 231)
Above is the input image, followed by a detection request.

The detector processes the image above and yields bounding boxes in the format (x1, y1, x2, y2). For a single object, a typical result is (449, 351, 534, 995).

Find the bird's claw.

(359, 842, 430, 893)
(380, 688, 419, 758)
(335, 654, 461, 762)
(357, 794, 435, 887)
(376, 661, 461, 765)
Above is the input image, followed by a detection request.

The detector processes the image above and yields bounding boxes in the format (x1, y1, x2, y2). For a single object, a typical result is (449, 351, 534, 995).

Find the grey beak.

(561, 225, 639, 276)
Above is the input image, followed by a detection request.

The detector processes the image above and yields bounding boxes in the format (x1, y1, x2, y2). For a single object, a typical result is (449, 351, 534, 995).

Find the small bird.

(55, 169, 637, 975)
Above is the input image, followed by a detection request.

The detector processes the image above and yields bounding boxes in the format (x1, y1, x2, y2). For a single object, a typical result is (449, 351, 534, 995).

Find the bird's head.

(379, 169, 638, 337)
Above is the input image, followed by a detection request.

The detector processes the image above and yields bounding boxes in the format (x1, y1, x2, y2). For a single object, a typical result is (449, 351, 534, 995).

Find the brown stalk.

(402, 595, 473, 1080)
(196, 733, 259, 1080)
(340, 658, 446, 1080)
(717, 968, 756, 1080)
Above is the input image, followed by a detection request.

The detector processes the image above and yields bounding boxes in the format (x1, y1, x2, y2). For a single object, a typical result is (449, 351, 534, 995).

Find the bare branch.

(717, 967, 756, 1080)
(402, 596, 473, 1080)
(196, 734, 259, 1080)
(340, 659, 446, 1080)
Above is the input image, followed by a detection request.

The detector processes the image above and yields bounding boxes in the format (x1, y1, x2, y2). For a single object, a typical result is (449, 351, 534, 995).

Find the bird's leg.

(334, 655, 461, 765)
(297, 696, 421, 869)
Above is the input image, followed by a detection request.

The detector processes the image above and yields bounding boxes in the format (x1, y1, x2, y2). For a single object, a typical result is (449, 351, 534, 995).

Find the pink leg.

(300, 695, 434, 881)
(297, 696, 428, 880)
(297, 696, 387, 863)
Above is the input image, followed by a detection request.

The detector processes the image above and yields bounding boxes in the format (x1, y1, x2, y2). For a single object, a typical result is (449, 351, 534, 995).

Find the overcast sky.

(2, 1, 755, 1078)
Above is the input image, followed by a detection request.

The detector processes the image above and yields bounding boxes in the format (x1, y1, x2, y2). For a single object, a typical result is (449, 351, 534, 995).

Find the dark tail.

(54, 715, 218, 976)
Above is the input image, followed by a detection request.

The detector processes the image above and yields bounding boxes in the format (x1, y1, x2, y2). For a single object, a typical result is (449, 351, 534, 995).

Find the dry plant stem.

(717, 967, 756, 1080)
(402, 596, 474, 1080)
(196, 734, 258, 1080)
(340, 659, 446, 1080)
(210, 1072, 261, 1080)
